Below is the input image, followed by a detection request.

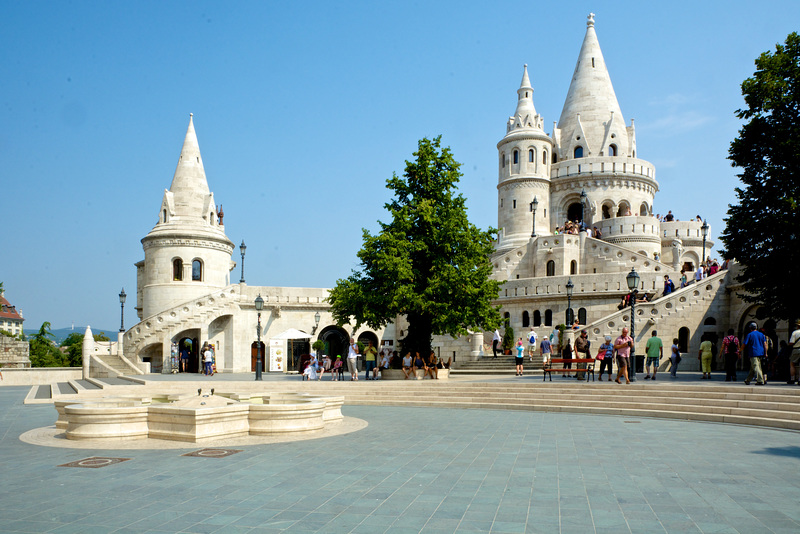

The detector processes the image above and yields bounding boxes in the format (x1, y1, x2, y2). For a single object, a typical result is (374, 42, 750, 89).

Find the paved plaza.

(2, 377, 800, 533)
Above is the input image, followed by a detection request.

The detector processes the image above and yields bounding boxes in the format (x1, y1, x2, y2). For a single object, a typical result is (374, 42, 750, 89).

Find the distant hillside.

(23, 326, 117, 345)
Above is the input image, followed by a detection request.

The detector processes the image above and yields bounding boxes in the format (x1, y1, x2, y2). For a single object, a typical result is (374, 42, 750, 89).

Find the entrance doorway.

(177, 336, 199, 373)
(319, 326, 349, 362)
(567, 202, 584, 223)
(251, 341, 265, 372)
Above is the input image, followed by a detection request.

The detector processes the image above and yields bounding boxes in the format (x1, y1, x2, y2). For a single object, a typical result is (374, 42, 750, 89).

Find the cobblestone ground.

(1, 385, 799, 533)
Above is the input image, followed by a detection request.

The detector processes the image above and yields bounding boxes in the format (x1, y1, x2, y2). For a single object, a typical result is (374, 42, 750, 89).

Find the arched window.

(522, 311, 530, 328)
(640, 203, 649, 217)
(503, 311, 510, 326)
(578, 308, 587, 325)
(543, 149, 548, 164)
(552, 151, 557, 164)
(173, 259, 183, 281)
(544, 309, 552, 327)
(602, 205, 612, 219)
(574, 146, 584, 158)
(501, 153, 505, 168)
(570, 260, 577, 275)
(163, 209, 168, 223)
(528, 149, 534, 163)
(546, 260, 555, 276)
(617, 203, 631, 217)
(192, 260, 203, 281)
(608, 144, 617, 156)
(704, 317, 717, 326)
(533, 310, 541, 327)
(513, 150, 519, 164)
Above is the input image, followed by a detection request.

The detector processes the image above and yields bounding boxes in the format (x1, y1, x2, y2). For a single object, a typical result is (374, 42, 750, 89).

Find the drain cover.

(182, 448, 242, 458)
(59, 457, 131, 468)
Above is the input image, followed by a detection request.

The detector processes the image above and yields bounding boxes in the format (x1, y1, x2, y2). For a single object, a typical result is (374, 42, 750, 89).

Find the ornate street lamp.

(701, 220, 709, 269)
(565, 278, 574, 325)
(580, 189, 587, 225)
(254, 294, 264, 380)
(118, 288, 126, 332)
(626, 267, 640, 382)
(239, 240, 247, 283)
(312, 311, 321, 334)
(530, 196, 539, 237)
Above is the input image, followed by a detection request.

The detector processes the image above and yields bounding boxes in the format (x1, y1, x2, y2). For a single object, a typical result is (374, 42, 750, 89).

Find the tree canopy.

(327, 136, 503, 356)
(721, 32, 800, 322)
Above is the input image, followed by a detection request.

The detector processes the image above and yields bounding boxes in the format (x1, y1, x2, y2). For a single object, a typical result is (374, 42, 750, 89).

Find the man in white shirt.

(492, 329, 501, 358)
(527, 328, 538, 362)
(347, 338, 359, 381)
(695, 264, 704, 282)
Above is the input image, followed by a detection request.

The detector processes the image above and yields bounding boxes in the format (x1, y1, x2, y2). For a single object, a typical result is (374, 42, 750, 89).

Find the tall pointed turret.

(554, 13, 633, 160)
(169, 113, 211, 219)
(138, 115, 234, 320)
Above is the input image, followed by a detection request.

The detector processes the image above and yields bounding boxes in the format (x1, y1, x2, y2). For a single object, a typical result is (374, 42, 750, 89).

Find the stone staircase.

(453, 354, 545, 375)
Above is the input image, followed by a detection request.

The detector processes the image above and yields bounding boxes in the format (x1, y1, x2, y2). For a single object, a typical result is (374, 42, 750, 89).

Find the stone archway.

(567, 202, 584, 223)
(319, 326, 349, 361)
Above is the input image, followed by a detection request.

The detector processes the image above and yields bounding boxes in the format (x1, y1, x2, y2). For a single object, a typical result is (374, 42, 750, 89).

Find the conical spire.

(556, 13, 629, 157)
(507, 64, 542, 133)
(168, 113, 211, 218)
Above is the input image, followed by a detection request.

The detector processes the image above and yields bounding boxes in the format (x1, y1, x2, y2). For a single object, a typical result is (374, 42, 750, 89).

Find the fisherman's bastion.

(83, 14, 788, 379)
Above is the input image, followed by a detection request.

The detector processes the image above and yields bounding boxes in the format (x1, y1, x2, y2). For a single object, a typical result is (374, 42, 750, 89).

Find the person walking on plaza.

(574, 330, 591, 380)
(363, 340, 378, 380)
(644, 330, 663, 380)
(789, 321, 800, 385)
(492, 329, 501, 358)
(670, 338, 681, 377)
(347, 338, 360, 381)
(720, 329, 740, 382)
(527, 327, 538, 362)
(515, 338, 525, 376)
(540, 336, 552, 369)
(743, 322, 768, 385)
(202, 343, 213, 376)
(597, 335, 614, 381)
(614, 327, 633, 384)
(698, 335, 714, 379)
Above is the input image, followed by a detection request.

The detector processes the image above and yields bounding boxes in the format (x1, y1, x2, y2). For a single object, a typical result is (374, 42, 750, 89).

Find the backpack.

(725, 337, 738, 355)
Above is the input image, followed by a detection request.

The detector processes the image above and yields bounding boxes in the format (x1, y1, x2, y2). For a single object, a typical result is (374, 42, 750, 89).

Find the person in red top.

(720, 329, 740, 382)
(613, 327, 634, 384)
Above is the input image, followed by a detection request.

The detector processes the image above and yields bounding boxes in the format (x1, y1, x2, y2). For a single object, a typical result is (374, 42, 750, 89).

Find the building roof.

(0, 293, 24, 322)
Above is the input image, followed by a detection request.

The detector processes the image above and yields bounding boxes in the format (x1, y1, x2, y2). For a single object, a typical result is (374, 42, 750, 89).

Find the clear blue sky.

(3, 1, 798, 331)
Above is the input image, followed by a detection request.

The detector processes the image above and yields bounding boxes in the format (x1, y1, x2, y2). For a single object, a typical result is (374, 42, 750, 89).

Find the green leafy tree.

(29, 321, 66, 367)
(328, 136, 503, 356)
(722, 32, 800, 322)
(61, 331, 113, 367)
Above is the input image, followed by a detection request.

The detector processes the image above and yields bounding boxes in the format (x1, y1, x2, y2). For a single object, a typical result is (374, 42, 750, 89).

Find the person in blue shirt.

(515, 338, 525, 376)
(743, 322, 768, 385)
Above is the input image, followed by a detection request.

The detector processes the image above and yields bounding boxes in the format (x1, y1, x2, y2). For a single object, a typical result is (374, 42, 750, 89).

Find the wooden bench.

(543, 358, 595, 382)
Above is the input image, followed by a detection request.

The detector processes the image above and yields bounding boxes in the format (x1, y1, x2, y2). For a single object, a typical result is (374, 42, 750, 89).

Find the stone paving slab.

(2, 385, 800, 533)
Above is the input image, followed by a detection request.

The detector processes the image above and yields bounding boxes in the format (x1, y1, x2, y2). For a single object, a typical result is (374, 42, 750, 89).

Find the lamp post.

(118, 288, 126, 332)
(239, 240, 247, 283)
(701, 220, 709, 270)
(565, 278, 574, 325)
(530, 196, 539, 237)
(626, 267, 640, 382)
(254, 294, 264, 380)
(580, 189, 587, 225)
(312, 311, 321, 335)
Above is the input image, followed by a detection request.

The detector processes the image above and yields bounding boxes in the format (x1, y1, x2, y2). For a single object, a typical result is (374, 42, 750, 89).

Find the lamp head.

(626, 267, 640, 291)
(240, 240, 247, 256)
(566, 278, 574, 297)
(119, 288, 127, 304)
(254, 294, 264, 311)
(701, 220, 709, 238)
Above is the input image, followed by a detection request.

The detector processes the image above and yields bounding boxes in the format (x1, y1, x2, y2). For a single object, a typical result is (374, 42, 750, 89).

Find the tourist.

(331, 356, 343, 380)
(572, 319, 581, 330)
(347, 337, 359, 381)
(180, 345, 189, 373)
(437, 353, 453, 370)
(540, 335, 552, 369)
(670, 339, 681, 377)
(321, 354, 332, 380)
(302, 359, 317, 380)
(720, 329, 740, 382)
(377, 349, 391, 379)
(492, 329, 501, 358)
(613, 327, 633, 384)
(203, 343, 213, 376)
(644, 330, 663, 380)
(788, 321, 800, 385)
(663, 275, 675, 296)
(679, 270, 688, 289)
(561, 338, 573, 378)
(665, 210, 674, 221)
(515, 338, 525, 376)
(743, 322, 768, 385)
(413, 351, 427, 378)
(698, 335, 713, 379)
(427, 350, 438, 379)
(593, 226, 602, 239)
(574, 329, 590, 380)
(709, 260, 719, 275)
(363, 340, 378, 380)
(694, 264, 704, 282)
(597, 335, 614, 381)
(527, 327, 538, 362)
(401, 352, 413, 379)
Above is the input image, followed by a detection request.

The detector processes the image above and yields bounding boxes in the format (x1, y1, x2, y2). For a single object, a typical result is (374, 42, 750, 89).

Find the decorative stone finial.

(587, 13, 595, 27)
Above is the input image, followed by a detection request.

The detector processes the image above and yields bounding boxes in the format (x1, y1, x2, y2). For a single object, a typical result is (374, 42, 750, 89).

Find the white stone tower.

(550, 13, 659, 257)
(496, 65, 554, 251)
(136, 114, 235, 320)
